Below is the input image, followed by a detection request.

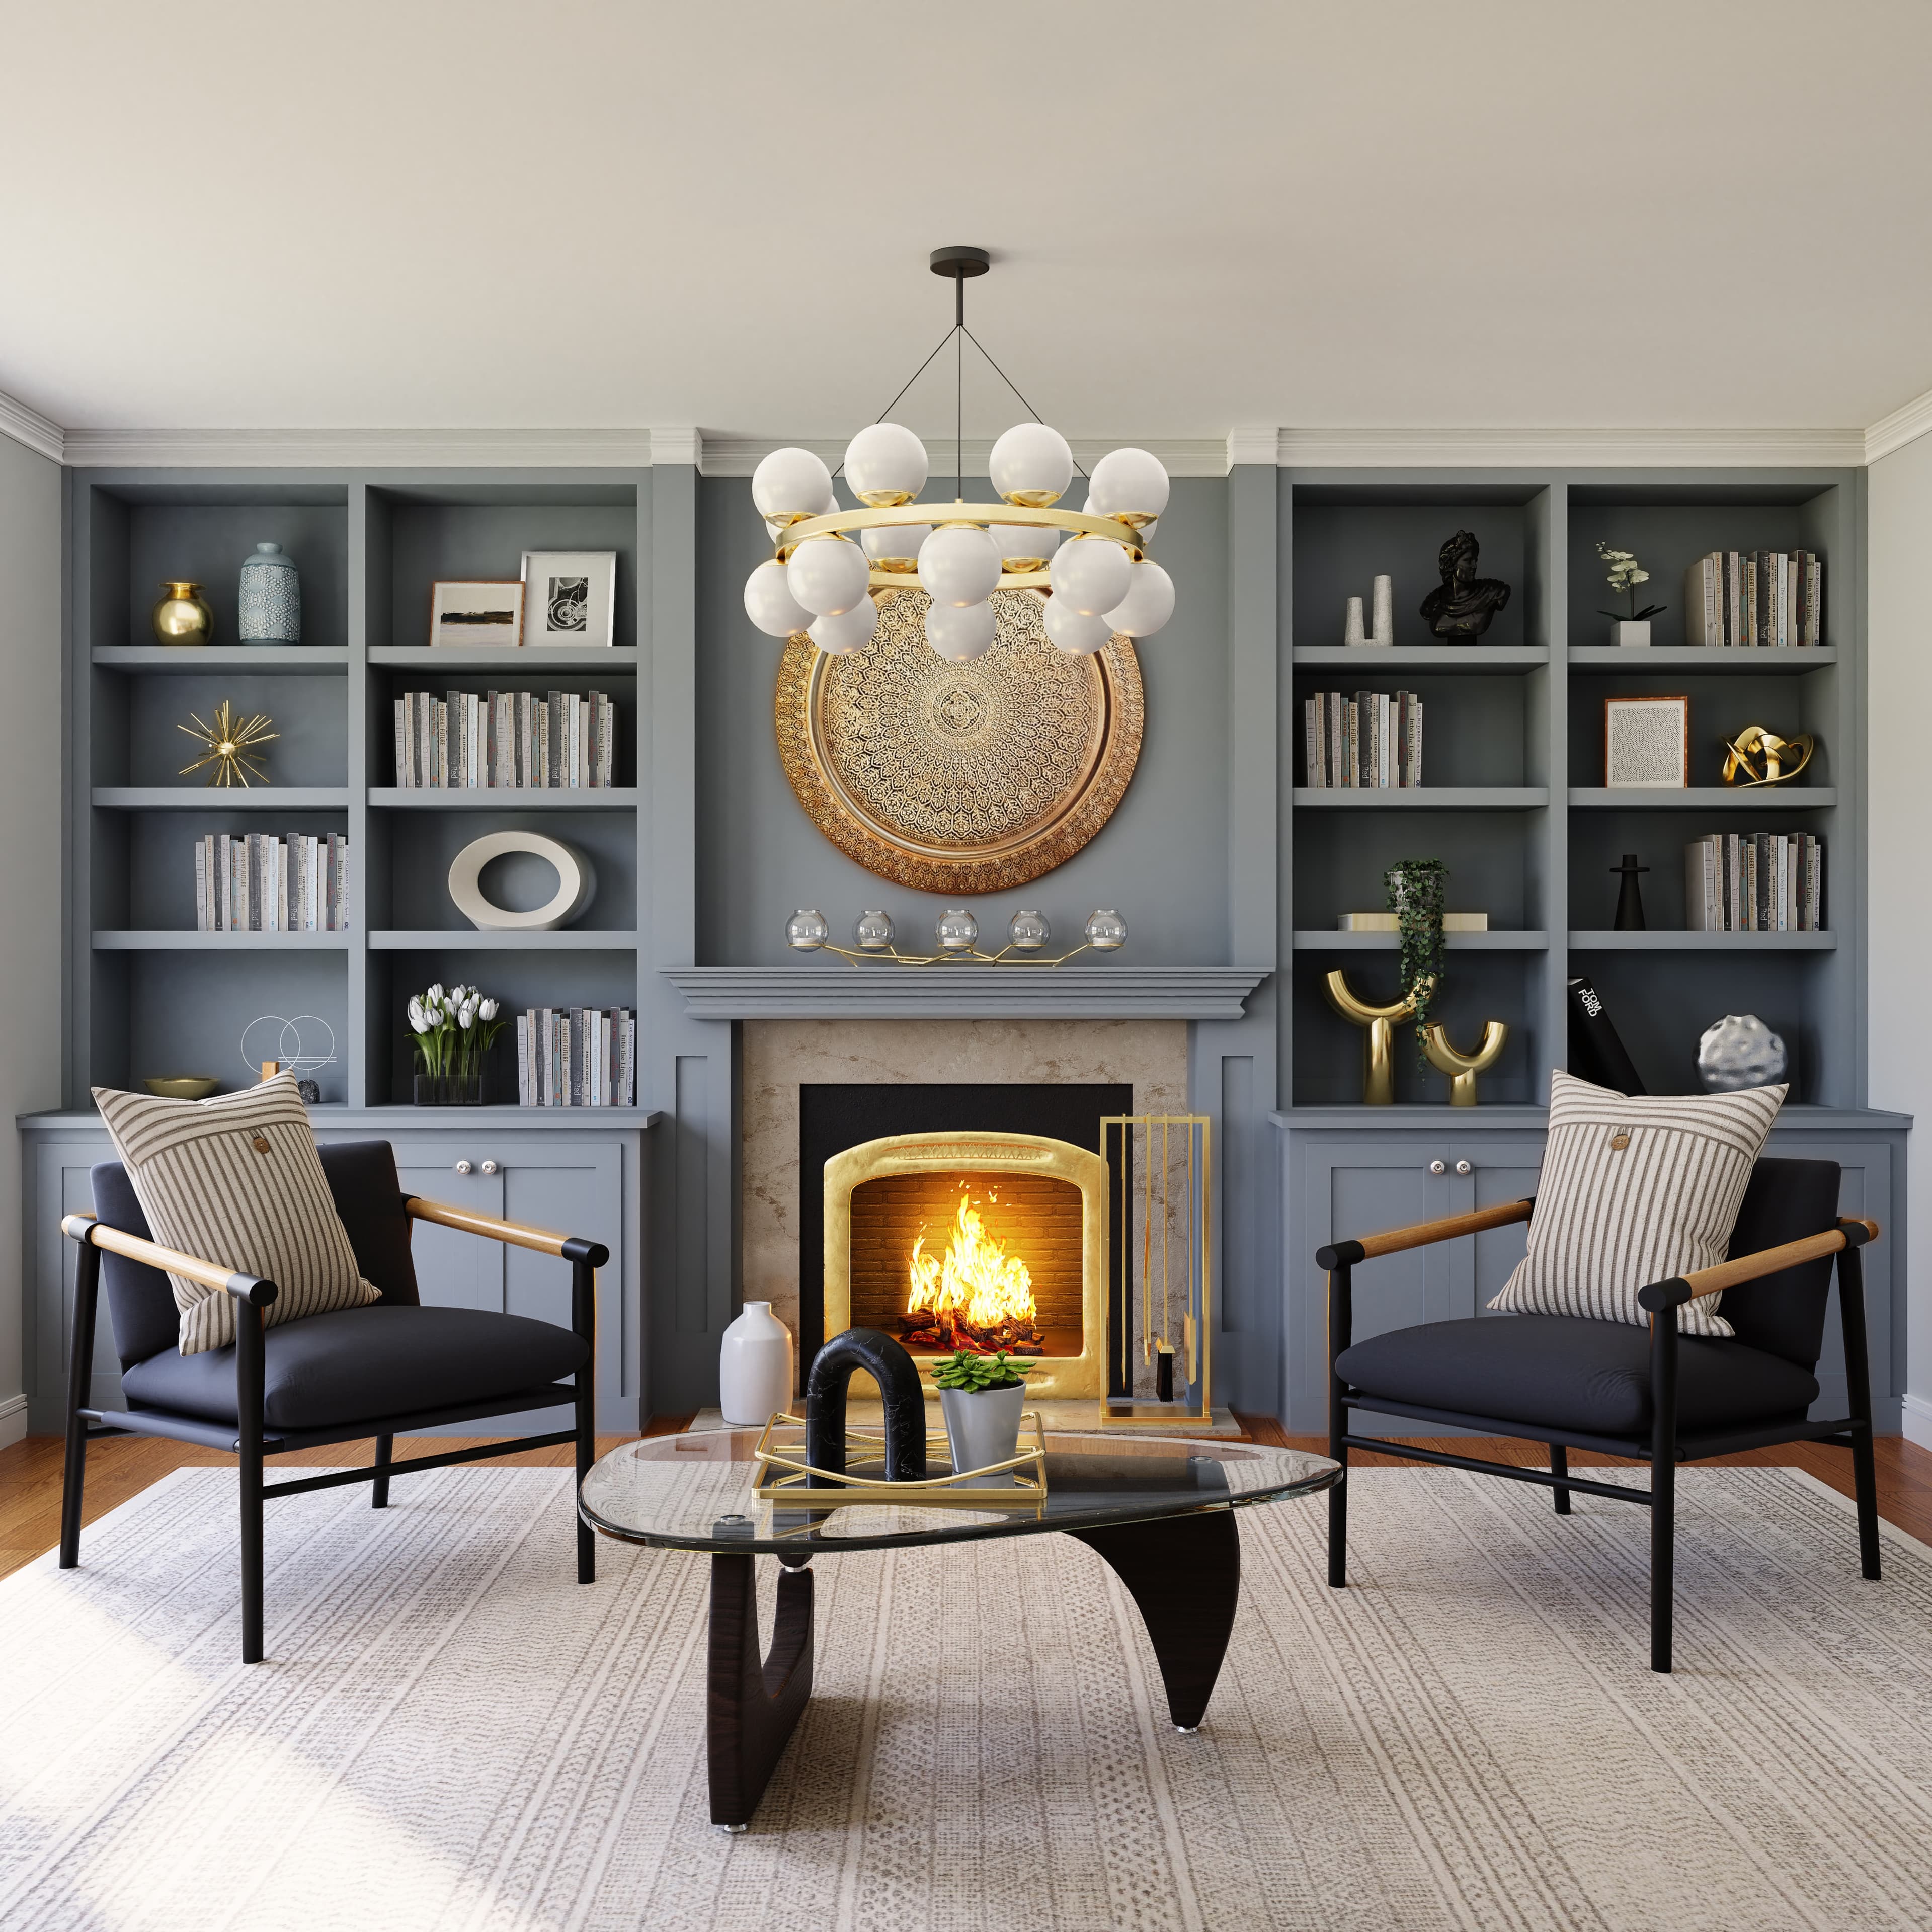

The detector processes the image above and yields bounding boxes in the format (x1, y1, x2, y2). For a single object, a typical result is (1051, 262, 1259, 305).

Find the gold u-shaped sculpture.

(1423, 1020, 1509, 1106)
(1324, 970, 1426, 1105)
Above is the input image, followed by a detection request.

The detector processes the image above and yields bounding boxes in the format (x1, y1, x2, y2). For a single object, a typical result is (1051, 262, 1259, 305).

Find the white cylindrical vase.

(718, 1301, 794, 1426)
(939, 1383, 1027, 1483)
(1342, 595, 1367, 646)
(1371, 574, 1394, 645)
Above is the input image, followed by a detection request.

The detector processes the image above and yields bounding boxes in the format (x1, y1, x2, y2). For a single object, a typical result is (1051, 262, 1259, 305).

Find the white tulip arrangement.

(406, 982, 505, 1080)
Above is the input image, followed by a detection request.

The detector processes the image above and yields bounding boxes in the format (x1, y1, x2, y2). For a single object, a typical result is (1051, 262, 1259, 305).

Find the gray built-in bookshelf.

(69, 477, 650, 1109)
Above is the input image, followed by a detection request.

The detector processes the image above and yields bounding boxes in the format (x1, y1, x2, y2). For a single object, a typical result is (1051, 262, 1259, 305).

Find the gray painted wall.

(0, 435, 63, 1442)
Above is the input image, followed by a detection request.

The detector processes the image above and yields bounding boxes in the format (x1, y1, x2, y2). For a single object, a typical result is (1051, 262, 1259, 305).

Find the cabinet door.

(373, 1139, 507, 1312)
(28, 1138, 122, 1430)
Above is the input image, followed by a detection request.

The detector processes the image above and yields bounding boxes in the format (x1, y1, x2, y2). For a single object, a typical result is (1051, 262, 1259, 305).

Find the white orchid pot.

(718, 1301, 794, 1427)
(939, 1383, 1027, 1482)
(1615, 620, 1652, 647)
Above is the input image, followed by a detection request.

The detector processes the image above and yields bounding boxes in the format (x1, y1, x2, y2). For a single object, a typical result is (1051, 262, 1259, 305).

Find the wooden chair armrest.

(1637, 1217, 1880, 1312)
(1318, 1197, 1535, 1270)
(404, 1195, 609, 1269)
(60, 1213, 278, 1306)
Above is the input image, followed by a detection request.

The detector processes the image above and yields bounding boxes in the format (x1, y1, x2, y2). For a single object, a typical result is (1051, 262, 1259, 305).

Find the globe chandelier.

(741, 245, 1176, 665)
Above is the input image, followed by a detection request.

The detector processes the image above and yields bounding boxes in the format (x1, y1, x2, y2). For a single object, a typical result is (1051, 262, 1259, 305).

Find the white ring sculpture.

(447, 831, 596, 931)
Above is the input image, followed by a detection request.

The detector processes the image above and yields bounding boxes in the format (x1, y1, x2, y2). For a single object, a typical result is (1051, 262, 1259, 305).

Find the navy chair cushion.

(1336, 1314, 1818, 1439)
(94, 1139, 419, 1370)
(120, 1303, 589, 1431)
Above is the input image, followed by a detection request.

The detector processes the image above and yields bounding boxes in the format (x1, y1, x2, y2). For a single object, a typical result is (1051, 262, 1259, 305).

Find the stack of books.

(1682, 552, 1823, 647)
(515, 1006, 637, 1107)
(1683, 833, 1825, 931)
(194, 833, 350, 932)
(1303, 690, 1423, 787)
(394, 690, 618, 788)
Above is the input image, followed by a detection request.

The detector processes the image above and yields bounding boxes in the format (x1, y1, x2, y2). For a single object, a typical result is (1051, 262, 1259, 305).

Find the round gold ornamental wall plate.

(776, 587, 1144, 894)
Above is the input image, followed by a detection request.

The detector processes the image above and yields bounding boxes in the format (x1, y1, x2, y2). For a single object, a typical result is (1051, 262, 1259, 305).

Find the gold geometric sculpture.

(1323, 971, 1423, 1106)
(1720, 724, 1815, 787)
(1422, 1019, 1509, 1106)
(775, 586, 1143, 893)
(178, 698, 278, 787)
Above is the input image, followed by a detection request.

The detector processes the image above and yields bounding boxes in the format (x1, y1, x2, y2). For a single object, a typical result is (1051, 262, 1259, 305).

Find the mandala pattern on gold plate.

(775, 587, 1144, 893)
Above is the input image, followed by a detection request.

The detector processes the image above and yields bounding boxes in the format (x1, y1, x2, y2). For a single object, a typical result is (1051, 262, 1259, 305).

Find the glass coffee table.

(580, 1429, 1338, 1830)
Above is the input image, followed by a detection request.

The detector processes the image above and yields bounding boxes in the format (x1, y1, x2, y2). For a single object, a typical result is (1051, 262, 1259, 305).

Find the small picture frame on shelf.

(521, 551, 617, 646)
(1603, 694, 1689, 788)
(429, 580, 525, 645)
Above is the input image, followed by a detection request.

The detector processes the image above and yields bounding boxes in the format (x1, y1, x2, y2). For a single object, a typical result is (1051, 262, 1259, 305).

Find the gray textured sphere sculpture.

(1696, 1013, 1788, 1092)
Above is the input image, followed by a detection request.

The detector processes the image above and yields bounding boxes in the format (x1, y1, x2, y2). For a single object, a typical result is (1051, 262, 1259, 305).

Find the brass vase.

(152, 581, 213, 646)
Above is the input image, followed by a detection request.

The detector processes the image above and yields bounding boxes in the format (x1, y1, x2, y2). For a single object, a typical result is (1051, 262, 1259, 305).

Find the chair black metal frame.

(1317, 1196, 1883, 1673)
(58, 1192, 610, 1664)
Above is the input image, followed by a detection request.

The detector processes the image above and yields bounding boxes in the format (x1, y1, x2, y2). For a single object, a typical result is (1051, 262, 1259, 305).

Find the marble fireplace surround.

(741, 1019, 1189, 1346)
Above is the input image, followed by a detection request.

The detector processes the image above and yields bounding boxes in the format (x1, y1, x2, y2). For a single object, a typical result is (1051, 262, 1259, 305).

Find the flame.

(907, 1190, 1037, 1346)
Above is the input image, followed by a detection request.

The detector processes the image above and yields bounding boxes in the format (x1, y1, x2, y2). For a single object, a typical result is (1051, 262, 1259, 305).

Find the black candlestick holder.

(1611, 853, 1649, 931)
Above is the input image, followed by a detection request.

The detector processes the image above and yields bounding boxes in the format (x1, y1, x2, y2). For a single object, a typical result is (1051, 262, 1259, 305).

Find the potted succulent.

(929, 1349, 1033, 1483)
(1596, 541, 1665, 646)
(407, 982, 506, 1105)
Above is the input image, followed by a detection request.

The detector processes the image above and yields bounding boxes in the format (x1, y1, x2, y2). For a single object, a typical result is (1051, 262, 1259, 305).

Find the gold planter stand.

(750, 1410, 1049, 1507)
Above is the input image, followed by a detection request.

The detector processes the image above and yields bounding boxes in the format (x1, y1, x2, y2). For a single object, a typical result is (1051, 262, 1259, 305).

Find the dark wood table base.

(704, 1510, 1242, 1830)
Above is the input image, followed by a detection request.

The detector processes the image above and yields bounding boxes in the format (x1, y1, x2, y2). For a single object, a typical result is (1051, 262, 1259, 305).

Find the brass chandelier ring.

(775, 501, 1147, 592)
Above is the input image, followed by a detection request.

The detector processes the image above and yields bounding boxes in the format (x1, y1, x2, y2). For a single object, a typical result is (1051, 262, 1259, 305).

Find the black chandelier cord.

(962, 326, 1090, 480)
(956, 316, 963, 500)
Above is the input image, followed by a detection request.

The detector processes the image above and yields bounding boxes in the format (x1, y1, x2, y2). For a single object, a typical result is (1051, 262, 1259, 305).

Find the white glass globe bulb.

(917, 524, 1002, 607)
(1048, 536, 1132, 617)
(1086, 447, 1171, 523)
(990, 519, 1060, 569)
(807, 598, 879, 655)
(752, 446, 834, 522)
(785, 537, 870, 618)
(743, 559, 814, 638)
(861, 522, 931, 567)
(844, 422, 928, 506)
(988, 423, 1075, 507)
(926, 599, 997, 661)
(1103, 559, 1175, 638)
(1041, 595, 1113, 655)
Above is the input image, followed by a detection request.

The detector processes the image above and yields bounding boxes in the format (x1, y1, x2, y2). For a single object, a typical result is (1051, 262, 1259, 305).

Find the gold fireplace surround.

(822, 1131, 1109, 1400)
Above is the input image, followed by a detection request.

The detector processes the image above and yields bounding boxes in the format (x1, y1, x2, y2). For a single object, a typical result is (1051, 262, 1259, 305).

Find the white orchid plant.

(406, 983, 506, 1077)
(1596, 541, 1666, 622)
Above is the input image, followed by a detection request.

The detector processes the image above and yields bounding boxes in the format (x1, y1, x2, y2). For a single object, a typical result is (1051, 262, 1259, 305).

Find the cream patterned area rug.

(2, 1465, 1930, 1931)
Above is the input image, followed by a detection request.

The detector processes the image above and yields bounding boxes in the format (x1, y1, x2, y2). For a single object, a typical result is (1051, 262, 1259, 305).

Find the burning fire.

(901, 1190, 1044, 1355)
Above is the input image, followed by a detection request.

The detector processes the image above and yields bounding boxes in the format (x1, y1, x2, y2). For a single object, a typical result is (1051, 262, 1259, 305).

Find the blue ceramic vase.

(238, 542, 300, 644)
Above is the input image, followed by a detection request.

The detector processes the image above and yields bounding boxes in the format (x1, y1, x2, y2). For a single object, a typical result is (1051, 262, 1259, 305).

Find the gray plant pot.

(938, 1382, 1026, 1484)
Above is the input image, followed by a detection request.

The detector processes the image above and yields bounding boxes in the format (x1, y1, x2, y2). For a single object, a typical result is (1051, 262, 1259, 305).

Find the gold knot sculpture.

(1720, 725, 1814, 788)
(1324, 970, 1510, 1106)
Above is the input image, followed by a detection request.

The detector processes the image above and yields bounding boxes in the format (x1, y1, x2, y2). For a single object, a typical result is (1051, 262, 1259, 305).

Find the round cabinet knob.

(1456, 1160, 1473, 1175)
(1429, 1160, 1447, 1175)
(480, 1160, 500, 1175)
(454, 1160, 472, 1175)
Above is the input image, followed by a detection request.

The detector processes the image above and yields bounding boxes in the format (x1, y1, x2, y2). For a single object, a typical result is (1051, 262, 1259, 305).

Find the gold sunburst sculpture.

(178, 699, 279, 787)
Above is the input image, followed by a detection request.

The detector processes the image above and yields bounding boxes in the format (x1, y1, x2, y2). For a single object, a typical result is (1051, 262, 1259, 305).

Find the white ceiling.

(4, 1, 1929, 441)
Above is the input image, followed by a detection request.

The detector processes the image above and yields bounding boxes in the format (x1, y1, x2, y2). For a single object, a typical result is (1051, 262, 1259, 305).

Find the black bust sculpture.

(1420, 529, 1511, 642)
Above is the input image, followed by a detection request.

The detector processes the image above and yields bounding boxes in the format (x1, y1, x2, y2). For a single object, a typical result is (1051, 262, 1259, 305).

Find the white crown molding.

(650, 426, 701, 468)
(1275, 426, 1866, 468)
(1865, 386, 1932, 464)
(1226, 426, 1278, 468)
(0, 387, 64, 463)
(61, 426, 658, 468)
(697, 435, 1230, 479)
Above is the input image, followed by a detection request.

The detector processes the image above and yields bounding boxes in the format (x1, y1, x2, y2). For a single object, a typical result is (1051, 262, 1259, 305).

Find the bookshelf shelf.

(1567, 930, 1836, 951)
(1568, 647, 1836, 675)
(93, 646, 351, 675)
(1293, 787, 1549, 809)
(92, 930, 353, 951)
(368, 930, 641, 950)
(92, 786, 354, 810)
(369, 647, 640, 673)
(1292, 930, 1549, 951)
(1567, 787, 1836, 809)
(368, 788, 639, 810)
(1291, 646, 1548, 675)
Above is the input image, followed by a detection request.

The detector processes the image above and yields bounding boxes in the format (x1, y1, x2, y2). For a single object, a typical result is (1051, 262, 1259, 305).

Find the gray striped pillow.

(1488, 1071, 1787, 1336)
(92, 1074, 380, 1355)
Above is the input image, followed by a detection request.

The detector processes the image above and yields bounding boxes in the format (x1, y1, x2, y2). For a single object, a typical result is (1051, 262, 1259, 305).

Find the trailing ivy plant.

(1384, 858, 1448, 1065)
(929, 1349, 1032, 1393)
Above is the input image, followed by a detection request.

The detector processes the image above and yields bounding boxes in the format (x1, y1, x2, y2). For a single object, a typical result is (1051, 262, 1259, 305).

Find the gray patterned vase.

(238, 542, 300, 644)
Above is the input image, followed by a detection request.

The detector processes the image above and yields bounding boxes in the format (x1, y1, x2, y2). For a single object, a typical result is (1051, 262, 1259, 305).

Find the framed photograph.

(1603, 694, 1689, 788)
(522, 551, 617, 647)
(429, 580, 525, 645)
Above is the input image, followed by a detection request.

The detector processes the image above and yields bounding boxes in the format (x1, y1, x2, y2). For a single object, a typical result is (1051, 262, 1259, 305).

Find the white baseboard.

(1902, 1392, 1932, 1453)
(0, 1393, 27, 1450)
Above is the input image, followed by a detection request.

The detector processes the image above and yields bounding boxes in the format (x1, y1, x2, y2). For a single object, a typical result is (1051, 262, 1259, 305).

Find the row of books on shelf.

(1302, 690, 1424, 788)
(514, 1007, 636, 1107)
(1683, 550, 1823, 648)
(193, 834, 351, 932)
(394, 690, 619, 789)
(1683, 833, 1825, 932)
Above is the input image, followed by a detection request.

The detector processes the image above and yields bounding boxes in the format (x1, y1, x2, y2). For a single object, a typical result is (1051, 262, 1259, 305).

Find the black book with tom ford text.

(1566, 975, 1647, 1095)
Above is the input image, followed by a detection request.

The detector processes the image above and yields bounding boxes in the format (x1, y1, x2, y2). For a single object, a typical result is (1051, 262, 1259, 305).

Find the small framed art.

(1603, 694, 1689, 787)
(430, 580, 525, 645)
(522, 551, 617, 646)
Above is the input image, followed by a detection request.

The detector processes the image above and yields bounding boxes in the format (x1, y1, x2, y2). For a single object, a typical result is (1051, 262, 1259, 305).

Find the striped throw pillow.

(91, 1074, 380, 1355)
(1487, 1071, 1787, 1336)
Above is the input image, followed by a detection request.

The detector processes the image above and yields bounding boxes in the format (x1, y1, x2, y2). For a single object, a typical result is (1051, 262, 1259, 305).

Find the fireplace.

(824, 1131, 1109, 1399)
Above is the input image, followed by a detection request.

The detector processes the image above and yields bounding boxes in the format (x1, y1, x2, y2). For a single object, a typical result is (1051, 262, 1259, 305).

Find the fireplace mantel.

(664, 967, 1271, 1022)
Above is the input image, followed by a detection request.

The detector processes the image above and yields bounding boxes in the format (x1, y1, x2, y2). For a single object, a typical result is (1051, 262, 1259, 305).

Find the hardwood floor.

(2, 1415, 1926, 1584)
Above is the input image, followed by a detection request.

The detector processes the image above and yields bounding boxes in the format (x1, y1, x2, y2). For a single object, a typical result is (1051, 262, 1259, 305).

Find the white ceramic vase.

(1342, 595, 1366, 646)
(1615, 620, 1652, 647)
(1370, 574, 1394, 645)
(718, 1301, 794, 1426)
(939, 1383, 1027, 1483)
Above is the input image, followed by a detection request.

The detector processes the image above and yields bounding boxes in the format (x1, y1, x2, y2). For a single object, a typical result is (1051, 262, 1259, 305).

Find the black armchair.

(1317, 1157, 1882, 1672)
(58, 1140, 610, 1663)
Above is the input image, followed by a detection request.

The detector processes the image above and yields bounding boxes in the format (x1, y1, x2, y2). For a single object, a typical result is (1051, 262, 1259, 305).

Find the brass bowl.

(143, 1076, 219, 1100)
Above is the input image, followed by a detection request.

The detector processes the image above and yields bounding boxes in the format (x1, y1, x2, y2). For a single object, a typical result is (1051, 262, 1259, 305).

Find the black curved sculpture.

(803, 1327, 928, 1483)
